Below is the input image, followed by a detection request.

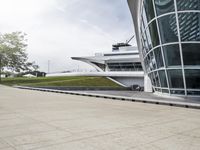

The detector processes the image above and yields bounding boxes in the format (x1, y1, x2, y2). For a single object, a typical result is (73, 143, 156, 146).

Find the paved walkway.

(79, 90, 200, 104)
(0, 85, 200, 150)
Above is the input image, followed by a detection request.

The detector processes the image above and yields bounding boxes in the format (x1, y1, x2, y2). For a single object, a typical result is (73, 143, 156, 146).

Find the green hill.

(1, 76, 122, 88)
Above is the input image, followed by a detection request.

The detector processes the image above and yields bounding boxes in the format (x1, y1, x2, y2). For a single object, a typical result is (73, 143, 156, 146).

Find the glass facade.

(139, 0, 200, 96)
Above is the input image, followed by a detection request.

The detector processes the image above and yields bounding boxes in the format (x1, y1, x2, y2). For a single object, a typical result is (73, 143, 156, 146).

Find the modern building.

(128, 0, 200, 97)
(72, 43, 144, 87)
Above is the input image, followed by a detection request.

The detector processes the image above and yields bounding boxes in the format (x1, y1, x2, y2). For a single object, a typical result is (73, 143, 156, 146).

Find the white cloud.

(0, 0, 136, 72)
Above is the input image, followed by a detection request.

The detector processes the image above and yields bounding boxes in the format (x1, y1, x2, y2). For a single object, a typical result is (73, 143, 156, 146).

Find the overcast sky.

(0, 0, 136, 73)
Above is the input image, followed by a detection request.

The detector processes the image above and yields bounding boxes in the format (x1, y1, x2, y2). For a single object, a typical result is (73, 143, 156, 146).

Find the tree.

(0, 32, 38, 82)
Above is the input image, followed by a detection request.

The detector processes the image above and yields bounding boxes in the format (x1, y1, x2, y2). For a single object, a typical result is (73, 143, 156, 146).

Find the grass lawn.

(1, 76, 122, 87)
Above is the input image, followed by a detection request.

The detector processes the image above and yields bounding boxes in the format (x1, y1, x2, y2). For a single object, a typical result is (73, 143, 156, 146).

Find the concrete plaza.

(0, 85, 200, 150)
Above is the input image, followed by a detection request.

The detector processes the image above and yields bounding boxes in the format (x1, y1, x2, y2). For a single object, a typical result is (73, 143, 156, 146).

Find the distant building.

(23, 74, 36, 78)
(22, 71, 46, 77)
(72, 43, 144, 88)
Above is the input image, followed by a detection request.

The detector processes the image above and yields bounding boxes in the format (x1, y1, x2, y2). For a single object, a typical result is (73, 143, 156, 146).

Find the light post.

(0, 54, 2, 83)
(48, 60, 50, 74)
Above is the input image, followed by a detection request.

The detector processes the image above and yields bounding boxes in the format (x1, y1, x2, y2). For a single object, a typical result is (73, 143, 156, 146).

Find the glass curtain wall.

(140, 0, 200, 96)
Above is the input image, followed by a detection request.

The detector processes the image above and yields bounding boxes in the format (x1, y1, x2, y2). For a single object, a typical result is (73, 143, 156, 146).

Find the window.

(167, 69, 184, 88)
(142, 33, 150, 53)
(107, 63, 142, 71)
(149, 21, 160, 47)
(162, 89, 169, 93)
(154, 0, 175, 16)
(154, 47, 164, 68)
(182, 43, 200, 66)
(143, 0, 155, 22)
(185, 69, 200, 89)
(163, 44, 181, 67)
(170, 90, 185, 95)
(149, 73, 156, 86)
(154, 71, 160, 87)
(145, 27, 153, 50)
(141, 7, 149, 31)
(149, 51, 156, 70)
(158, 70, 168, 87)
(178, 12, 200, 41)
(187, 90, 200, 96)
(141, 18, 145, 35)
(158, 14, 178, 44)
(144, 58, 150, 72)
(177, 0, 200, 11)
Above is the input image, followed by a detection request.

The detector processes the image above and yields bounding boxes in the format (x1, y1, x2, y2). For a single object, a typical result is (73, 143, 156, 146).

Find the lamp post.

(0, 54, 2, 83)
(48, 60, 50, 73)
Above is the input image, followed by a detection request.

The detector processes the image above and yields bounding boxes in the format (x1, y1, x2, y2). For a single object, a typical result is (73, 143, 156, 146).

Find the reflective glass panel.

(179, 12, 200, 41)
(158, 70, 168, 87)
(163, 44, 181, 67)
(170, 90, 185, 95)
(141, 33, 149, 53)
(162, 89, 169, 93)
(145, 57, 151, 73)
(157, 88, 162, 92)
(187, 91, 200, 95)
(142, 46, 146, 58)
(141, 38, 145, 56)
(143, 0, 155, 22)
(154, 0, 175, 16)
(149, 21, 160, 47)
(154, 71, 160, 87)
(144, 58, 148, 72)
(154, 47, 164, 68)
(145, 27, 153, 50)
(155, 88, 161, 92)
(149, 73, 156, 86)
(140, 19, 145, 35)
(147, 55, 152, 71)
(141, 7, 149, 30)
(182, 43, 200, 66)
(158, 14, 178, 44)
(167, 69, 184, 88)
(177, 0, 200, 11)
(185, 69, 200, 89)
(149, 51, 156, 70)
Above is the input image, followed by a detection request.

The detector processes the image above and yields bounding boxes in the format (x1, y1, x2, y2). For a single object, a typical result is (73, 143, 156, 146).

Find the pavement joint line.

(14, 86, 200, 110)
(28, 130, 123, 150)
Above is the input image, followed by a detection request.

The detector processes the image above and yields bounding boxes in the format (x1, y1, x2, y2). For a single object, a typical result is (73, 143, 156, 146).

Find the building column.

(144, 74, 152, 92)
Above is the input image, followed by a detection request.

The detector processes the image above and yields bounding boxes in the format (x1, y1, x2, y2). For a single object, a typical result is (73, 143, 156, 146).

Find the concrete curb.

(15, 86, 200, 109)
